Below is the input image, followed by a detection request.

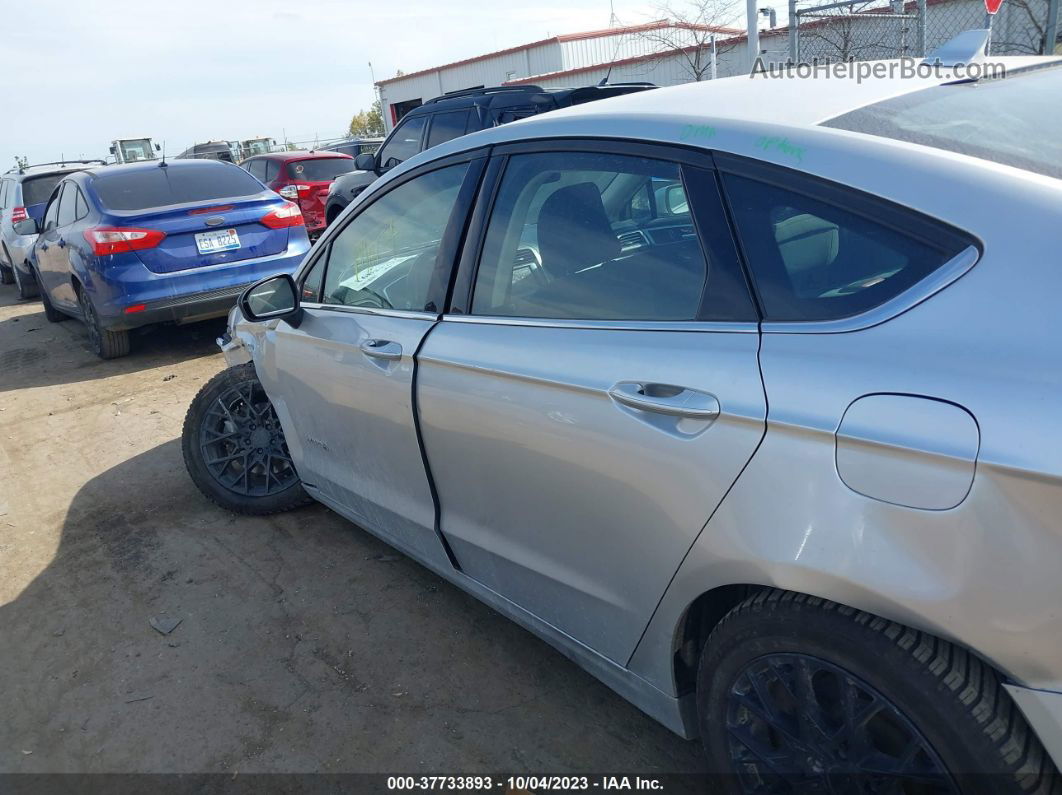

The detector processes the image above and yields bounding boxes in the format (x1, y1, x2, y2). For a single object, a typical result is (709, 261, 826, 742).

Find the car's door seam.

(410, 320, 462, 572)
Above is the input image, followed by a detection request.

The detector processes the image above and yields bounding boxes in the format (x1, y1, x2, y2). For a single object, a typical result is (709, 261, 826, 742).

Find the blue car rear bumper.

(90, 235, 310, 331)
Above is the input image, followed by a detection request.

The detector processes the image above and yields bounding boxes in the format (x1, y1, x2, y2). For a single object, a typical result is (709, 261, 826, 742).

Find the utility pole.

(748, 0, 761, 71)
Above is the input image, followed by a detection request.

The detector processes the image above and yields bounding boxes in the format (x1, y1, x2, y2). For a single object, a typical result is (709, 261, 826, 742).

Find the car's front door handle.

(360, 339, 402, 361)
(608, 381, 720, 420)
(57, 237, 66, 248)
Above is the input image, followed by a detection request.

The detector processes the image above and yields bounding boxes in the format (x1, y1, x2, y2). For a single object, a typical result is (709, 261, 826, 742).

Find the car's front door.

(35, 184, 77, 309)
(416, 144, 767, 664)
(252, 153, 484, 569)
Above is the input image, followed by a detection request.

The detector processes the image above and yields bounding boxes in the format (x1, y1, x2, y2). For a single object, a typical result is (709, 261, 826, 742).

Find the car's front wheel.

(182, 363, 311, 515)
(698, 590, 1059, 794)
(0, 262, 13, 285)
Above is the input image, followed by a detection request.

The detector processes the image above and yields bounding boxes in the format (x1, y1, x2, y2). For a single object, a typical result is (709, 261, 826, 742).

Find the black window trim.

(294, 146, 489, 318)
(714, 151, 982, 334)
(445, 137, 759, 329)
(377, 113, 430, 174)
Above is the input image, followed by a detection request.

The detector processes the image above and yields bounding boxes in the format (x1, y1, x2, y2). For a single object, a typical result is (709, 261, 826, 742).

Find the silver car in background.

(0, 161, 103, 299)
(183, 39, 1062, 792)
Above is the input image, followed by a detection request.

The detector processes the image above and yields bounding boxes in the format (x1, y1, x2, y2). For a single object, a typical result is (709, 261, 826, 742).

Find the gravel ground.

(0, 288, 707, 776)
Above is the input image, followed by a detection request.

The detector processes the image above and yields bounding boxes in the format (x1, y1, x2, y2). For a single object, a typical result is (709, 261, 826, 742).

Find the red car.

(240, 151, 357, 235)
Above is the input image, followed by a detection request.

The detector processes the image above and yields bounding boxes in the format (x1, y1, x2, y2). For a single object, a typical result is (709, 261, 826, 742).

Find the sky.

(2, 0, 695, 167)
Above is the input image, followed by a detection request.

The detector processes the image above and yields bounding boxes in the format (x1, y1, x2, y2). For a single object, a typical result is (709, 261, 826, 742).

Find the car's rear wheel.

(77, 286, 129, 359)
(13, 262, 38, 300)
(36, 271, 68, 323)
(182, 363, 311, 515)
(698, 590, 1059, 794)
(0, 262, 12, 285)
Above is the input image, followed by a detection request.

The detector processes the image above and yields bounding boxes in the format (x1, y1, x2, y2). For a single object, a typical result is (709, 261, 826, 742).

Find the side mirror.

(354, 153, 375, 171)
(238, 273, 302, 325)
(14, 218, 39, 236)
(155, 143, 162, 152)
(109, 145, 116, 155)
(664, 184, 688, 215)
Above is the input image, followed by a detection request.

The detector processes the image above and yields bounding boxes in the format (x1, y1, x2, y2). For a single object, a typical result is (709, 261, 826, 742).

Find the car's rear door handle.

(359, 339, 402, 361)
(608, 381, 720, 419)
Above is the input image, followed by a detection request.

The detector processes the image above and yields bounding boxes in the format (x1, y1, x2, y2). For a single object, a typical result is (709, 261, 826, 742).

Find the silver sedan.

(183, 42, 1062, 792)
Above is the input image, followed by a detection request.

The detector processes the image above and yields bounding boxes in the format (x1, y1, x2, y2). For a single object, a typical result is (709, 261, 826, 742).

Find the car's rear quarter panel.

(628, 137, 1062, 698)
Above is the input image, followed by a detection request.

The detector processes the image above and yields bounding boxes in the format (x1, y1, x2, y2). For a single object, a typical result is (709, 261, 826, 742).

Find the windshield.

(21, 174, 65, 207)
(287, 158, 356, 181)
(118, 139, 155, 162)
(92, 164, 264, 210)
(822, 64, 1062, 180)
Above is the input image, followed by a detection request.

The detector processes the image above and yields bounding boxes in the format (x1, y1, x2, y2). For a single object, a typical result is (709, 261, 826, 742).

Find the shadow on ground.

(0, 438, 708, 775)
(0, 302, 226, 394)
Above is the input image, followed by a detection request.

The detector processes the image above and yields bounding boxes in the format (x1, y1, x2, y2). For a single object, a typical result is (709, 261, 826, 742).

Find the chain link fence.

(790, 0, 1060, 62)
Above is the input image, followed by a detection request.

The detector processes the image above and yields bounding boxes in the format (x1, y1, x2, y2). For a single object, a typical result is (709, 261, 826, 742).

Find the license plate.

(195, 228, 241, 255)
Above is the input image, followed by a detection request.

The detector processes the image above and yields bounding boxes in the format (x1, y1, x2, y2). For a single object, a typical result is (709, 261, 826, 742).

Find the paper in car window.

(339, 254, 419, 291)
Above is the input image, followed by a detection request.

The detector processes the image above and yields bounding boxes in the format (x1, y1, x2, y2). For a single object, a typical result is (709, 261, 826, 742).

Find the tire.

(13, 262, 38, 300)
(697, 589, 1060, 795)
(37, 272, 69, 323)
(77, 286, 129, 359)
(182, 363, 311, 515)
(0, 262, 12, 285)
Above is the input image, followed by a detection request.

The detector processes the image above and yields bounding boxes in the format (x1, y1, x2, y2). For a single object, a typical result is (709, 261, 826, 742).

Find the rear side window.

(264, 161, 280, 182)
(22, 174, 64, 207)
(287, 158, 356, 181)
(56, 183, 78, 227)
(426, 110, 471, 149)
(722, 169, 974, 321)
(92, 164, 263, 211)
(245, 160, 267, 181)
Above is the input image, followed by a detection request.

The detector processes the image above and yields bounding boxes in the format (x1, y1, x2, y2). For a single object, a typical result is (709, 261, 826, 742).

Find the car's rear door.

(416, 142, 767, 664)
(250, 151, 486, 569)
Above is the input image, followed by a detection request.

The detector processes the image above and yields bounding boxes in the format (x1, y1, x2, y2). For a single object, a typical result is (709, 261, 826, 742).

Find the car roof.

(82, 159, 237, 177)
(402, 57, 1062, 176)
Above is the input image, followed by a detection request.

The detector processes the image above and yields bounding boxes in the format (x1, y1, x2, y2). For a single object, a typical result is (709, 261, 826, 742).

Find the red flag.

(984, 0, 1004, 14)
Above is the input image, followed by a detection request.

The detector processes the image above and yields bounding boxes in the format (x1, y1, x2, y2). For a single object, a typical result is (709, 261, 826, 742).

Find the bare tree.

(798, 5, 904, 62)
(633, 1, 745, 81)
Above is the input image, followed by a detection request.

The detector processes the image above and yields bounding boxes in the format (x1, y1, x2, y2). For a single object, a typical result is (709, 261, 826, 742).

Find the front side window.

(722, 171, 974, 321)
(321, 163, 469, 312)
(378, 116, 427, 170)
(42, 186, 63, 231)
(471, 151, 707, 321)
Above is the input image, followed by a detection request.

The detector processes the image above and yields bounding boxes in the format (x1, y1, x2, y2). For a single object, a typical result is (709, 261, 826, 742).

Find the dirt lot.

(0, 288, 707, 775)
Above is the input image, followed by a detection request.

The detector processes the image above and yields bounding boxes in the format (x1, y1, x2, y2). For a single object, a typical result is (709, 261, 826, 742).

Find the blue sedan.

(26, 158, 310, 358)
